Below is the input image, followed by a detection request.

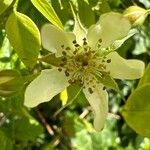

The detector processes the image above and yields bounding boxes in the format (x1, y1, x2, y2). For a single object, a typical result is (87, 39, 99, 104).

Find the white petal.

(111, 29, 138, 50)
(73, 14, 87, 45)
(87, 12, 131, 49)
(41, 24, 75, 57)
(106, 52, 145, 79)
(83, 84, 108, 131)
(24, 68, 69, 107)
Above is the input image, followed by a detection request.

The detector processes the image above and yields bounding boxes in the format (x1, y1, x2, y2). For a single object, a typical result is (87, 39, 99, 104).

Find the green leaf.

(99, 0, 111, 13)
(138, 63, 150, 87)
(31, 0, 63, 29)
(98, 75, 124, 97)
(0, 130, 13, 150)
(77, 0, 95, 27)
(123, 83, 150, 137)
(13, 117, 43, 141)
(39, 54, 62, 66)
(0, 70, 24, 96)
(5, 11, 41, 69)
(54, 84, 83, 117)
(0, 0, 13, 15)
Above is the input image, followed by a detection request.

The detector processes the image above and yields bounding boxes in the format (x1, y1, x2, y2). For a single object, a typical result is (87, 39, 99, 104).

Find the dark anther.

(61, 45, 64, 48)
(61, 57, 67, 62)
(62, 51, 67, 55)
(106, 59, 111, 63)
(82, 60, 88, 66)
(73, 50, 78, 55)
(65, 47, 71, 50)
(58, 68, 62, 72)
(88, 87, 93, 94)
(83, 41, 87, 45)
(72, 40, 77, 44)
(60, 63, 65, 67)
(98, 39, 102, 43)
(84, 48, 87, 51)
(68, 79, 73, 84)
(75, 44, 80, 47)
(103, 86, 106, 90)
(97, 44, 101, 48)
(83, 37, 86, 41)
(65, 70, 70, 77)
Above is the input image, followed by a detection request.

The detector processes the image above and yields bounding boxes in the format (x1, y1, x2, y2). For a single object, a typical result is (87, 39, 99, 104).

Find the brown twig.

(35, 108, 54, 136)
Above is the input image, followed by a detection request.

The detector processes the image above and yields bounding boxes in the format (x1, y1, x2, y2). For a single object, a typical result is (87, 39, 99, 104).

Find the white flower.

(24, 12, 145, 131)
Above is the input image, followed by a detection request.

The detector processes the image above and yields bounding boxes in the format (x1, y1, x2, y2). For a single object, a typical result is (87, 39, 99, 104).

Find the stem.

(35, 108, 54, 136)
(13, 0, 19, 11)
(53, 87, 82, 117)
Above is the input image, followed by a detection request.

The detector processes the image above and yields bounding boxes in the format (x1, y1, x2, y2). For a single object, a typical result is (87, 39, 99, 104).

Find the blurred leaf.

(39, 53, 62, 66)
(77, 0, 95, 27)
(138, 63, 150, 87)
(98, 75, 124, 99)
(0, 130, 13, 150)
(123, 83, 150, 138)
(112, 29, 137, 50)
(99, 0, 111, 13)
(5, 11, 41, 69)
(31, 0, 63, 29)
(54, 84, 82, 117)
(14, 117, 43, 141)
(0, 70, 24, 96)
(0, 0, 13, 15)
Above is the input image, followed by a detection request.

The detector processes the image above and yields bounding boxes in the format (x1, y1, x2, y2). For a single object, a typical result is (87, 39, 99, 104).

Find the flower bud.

(124, 6, 150, 26)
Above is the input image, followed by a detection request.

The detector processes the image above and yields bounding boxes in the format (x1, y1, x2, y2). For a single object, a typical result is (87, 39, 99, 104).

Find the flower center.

(58, 38, 111, 93)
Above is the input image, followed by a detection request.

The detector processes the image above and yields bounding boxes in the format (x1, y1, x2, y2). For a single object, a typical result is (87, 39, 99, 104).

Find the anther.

(73, 50, 78, 55)
(98, 39, 102, 43)
(61, 45, 64, 48)
(72, 40, 77, 44)
(106, 59, 111, 63)
(60, 63, 65, 67)
(61, 57, 67, 62)
(97, 44, 101, 48)
(68, 79, 73, 84)
(83, 37, 86, 41)
(88, 87, 93, 94)
(62, 51, 67, 56)
(58, 68, 62, 72)
(103, 86, 106, 90)
(74, 44, 80, 47)
(65, 70, 70, 77)
(83, 41, 87, 45)
(65, 47, 71, 50)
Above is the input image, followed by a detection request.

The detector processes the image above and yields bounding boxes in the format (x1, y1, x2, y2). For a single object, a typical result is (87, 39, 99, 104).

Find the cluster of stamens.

(58, 37, 111, 94)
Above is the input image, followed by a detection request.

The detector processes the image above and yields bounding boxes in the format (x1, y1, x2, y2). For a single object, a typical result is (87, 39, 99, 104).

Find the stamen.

(61, 45, 64, 48)
(65, 70, 70, 77)
(65, 47, 71, 50)
(58, 68, 62, 72)
(98, 39, 102, 43)
(62, 51, 67, 56)
(106, 59, 111, 63)
(72, 40, 77, 44)
(103, 86, 106, 90)
(74, 44, 80, 47)
(88, 87, 93, 94)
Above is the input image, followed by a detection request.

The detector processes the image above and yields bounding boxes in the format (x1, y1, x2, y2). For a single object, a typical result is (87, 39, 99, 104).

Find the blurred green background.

(0, 0, 150, 149)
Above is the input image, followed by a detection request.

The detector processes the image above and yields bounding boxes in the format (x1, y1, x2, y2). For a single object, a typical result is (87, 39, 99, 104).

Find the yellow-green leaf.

(0, 0, 13, 15)
(5, 11, 41, 68)
(31, 0, 63, 29)
(123, 83, 150, 137)
(138, 63, 150, 87)
(0, 70, 24, 96)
